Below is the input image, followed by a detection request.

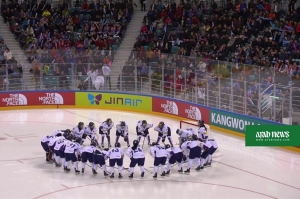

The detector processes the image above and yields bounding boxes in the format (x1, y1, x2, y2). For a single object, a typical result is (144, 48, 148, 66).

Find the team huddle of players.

(40, 119, 218, 179)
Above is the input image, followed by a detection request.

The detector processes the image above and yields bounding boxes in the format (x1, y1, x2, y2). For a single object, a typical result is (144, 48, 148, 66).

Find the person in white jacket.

(102, 64, 111, 89)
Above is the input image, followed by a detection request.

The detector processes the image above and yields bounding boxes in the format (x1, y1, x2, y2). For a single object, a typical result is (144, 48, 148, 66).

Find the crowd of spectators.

(1, 0, 134, 89)
(125, 0, 300, 120)
(0, 35, 23, 90)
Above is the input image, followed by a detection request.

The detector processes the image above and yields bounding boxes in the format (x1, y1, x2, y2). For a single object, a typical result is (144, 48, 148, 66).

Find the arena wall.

(0, 90, 299, 153)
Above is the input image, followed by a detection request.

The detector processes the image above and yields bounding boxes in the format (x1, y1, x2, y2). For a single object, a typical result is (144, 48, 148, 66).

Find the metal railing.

(1, 51, 300, 125)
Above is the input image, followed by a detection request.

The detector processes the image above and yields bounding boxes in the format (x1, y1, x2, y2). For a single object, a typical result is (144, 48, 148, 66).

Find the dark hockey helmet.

(133, 140, 139, 146)
(75, 137, 82, 143)
(165, 144, 171, 149)
(142, 120, 147, 127)
(65, 129, 71, 134)
(115, 142, 121, 148)
(63, 131, 70, 138)
(89, 122, 95, 128)
(103, 148, 109, 151)
(198, 120, 204, 126)
(106, 118, 112, 124)
(56, 133, 62, 137)
(181, 138, 187, 143)
(120, 121, 126, 127)
(158, 121, 164, 128)
(151, 142, 158, 146)
(78, 122, 84, 128)
(192, 134, 198, 141)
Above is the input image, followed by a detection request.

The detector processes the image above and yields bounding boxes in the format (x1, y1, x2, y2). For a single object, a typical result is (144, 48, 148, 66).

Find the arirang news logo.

(88, 94, 102, 105)
(2, 94, 27, 106)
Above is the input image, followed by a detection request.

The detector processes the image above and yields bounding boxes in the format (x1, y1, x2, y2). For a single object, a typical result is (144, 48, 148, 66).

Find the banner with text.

(210, 109, 281, 134)
(0, 92, 75, 107)
(152, 98, 210, 123)
(246, 125, 300, 146)
(75, 92, 152, 111)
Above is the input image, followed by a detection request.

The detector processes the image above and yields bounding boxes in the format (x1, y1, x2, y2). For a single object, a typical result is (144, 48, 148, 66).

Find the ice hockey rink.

(0, 108, 299, 199)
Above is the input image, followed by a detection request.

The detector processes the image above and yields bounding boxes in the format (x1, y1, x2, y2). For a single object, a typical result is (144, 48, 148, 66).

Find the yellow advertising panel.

(75, 92, 152, 111)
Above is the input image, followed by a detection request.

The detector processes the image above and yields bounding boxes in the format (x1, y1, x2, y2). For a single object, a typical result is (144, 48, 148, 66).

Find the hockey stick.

(141, 136, 145, 149)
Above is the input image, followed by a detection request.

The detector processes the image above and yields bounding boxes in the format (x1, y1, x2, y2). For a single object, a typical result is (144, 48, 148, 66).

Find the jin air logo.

(88, 94, 102, 105)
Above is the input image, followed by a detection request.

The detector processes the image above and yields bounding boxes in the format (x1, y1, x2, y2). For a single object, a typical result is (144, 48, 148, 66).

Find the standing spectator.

(102, 64, 111, 89)
(59, 71, 69, 89)
(4, 48, 12, 63)
(78, 80, 87, 90)
(140, 0, 146, 11)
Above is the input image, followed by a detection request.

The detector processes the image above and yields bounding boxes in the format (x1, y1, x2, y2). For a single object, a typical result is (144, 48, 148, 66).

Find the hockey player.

(41, 134, 61, 163)
(115, 121, 130, 147)
(99, 118, 114, 148)
(136, 120, 153, 146)
(205, 138, 218, 166)
(73, 122, 85, 139)
(150, 142, 167, 178)
(107, 142, 124, 179)
(165, 144, 184, 175)
(176, 128, 195, 146)
(126, 140, 145, 178)
(82, 122, 98, 144)
(184, 135, 201, 174)
(198, 120, 208, 141)
(197, 139, 212, 170)
(154, 122, 173, 147)
(93, 147, 109, 176)
(64, 137, 82, 174)
(80, 140, 97, 173)
(53, 131, 71, 167)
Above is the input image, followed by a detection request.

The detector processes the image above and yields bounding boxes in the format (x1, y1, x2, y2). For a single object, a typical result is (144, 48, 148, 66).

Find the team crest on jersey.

(185, 106, 201, 120)
(2, 94, 27, 106)
(161, 101, 178, 115)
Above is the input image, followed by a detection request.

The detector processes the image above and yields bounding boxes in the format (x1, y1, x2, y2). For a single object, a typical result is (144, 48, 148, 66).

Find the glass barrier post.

(289, 86, 292, 125)
(134, 64, 137, 93)
(206, 79, 209, 106)
(258, 83, 262, 118)
(149, 65, 151, 93)
(162, 65, 164, 96)
(173, 69, 176, 99)
(5, 64, 8, 91)
(230, 78, 234, 111)
(195, 73, 198, 104)
(244, 80, 247, 115)
(40, 66, 43, 90)
(120, 65, 123, 91)
(218, 76, 221, 109)
(273, 84, 276, 122)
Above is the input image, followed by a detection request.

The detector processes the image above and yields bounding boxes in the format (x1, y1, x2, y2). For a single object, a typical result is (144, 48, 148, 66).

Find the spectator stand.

(2, 0, 134, 88)
(121, 0, 300, 123)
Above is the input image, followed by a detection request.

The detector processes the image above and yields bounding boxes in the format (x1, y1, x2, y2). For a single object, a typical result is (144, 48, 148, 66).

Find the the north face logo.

(185, 106, 201, 120)
(161, 101, 178, 115)
(2, 94, 27, 106)
(88, 94, 102, 105)
(39, 93, 64, 104)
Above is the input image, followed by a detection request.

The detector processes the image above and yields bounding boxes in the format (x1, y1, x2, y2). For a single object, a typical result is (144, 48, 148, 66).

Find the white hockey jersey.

(73, 126, 85, 138)
(41, 135, 56, 143)
(180, 128, 195, 138)
(80, 145, 97, 154)
(51, 130, 63, 136)
(84, 126, 97, 138)
(198, 126, 208, 140)
(126, 147, 145, 159)
(150, 146, 167, 158)
(54, 137, 67, 151)
(154, 124, 170, 136)
(64, 141, 81, 154)
(99, 121, 114, 134)
(208, 139, 218, 148)
(108, 147, 124, 159)
(181, 141, 191, 156)
(136, 121, 153, 133)
(116, 123, 129, 136)
(202, 141, 212, 150)
(166, 146, 182, 158)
